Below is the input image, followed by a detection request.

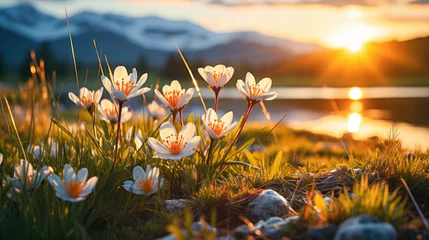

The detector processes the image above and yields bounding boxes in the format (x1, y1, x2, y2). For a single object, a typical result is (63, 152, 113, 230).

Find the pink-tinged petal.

(216, 75, 228, 87)
(155, 89, 171, 109)
(258, 78, 272, 92)
(159, 122, 177, 141)
(132, 166, 145, 181)
(113, 66, 129, 84)
(264, 91, 278, 101)
(162, 84, 172, 94)
(197, 68, 208, 81)
(147, 137, 171, 155)
(220, 111, 233, 126)
(236, 80, 249, 98)
(68, 92, 79, 105)
(226, 67, 235, 80)
(180, 136, 201, 154)
(101, 76, 113, 94)
(130, 68, 138, 83)
(206, 108, 218, 123)
(179, 123, 196, 143)
(94, 87, 104, 103)
(206, 73, 216, 87)
(207, 127, 220, 140)
(128, 87, 150, 99)
(76, 168, 88, 183)
(113, 91, 128, 102)
(136, 73, 148, 87)
(245, 72, 256, 88)
(221, 121, 238, 137)
(170, 80, 182, 91)
(79, 176, 98, 197)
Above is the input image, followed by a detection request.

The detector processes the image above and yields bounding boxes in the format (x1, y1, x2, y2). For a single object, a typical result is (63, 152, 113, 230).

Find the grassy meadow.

(0, 53, 429, 240)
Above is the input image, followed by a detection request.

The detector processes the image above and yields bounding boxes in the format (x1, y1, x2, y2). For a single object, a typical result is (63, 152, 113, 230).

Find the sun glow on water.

(349, 87, 362, 100)
(348, 112, 362, 133)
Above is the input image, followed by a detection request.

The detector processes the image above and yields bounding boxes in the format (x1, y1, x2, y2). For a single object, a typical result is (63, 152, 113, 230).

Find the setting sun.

(327, 24, 374, 52)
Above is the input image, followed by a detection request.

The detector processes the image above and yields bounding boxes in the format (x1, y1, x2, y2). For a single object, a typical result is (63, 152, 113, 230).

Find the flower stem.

(214, 91, 219, 112)
(111, 101, 124, 173)
(206, 138, 215, 166)
(171, 110, 177, 124)
(179, 109, 184, 127)
(219, 100, 256, 164)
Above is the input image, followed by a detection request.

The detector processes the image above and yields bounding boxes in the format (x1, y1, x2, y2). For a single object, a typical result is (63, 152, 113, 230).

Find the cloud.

(409, 0, 429, 4)
(209, 0, 391, 7)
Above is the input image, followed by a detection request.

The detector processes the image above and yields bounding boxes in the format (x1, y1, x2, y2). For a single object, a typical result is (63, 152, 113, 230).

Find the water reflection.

(348, 113, 362, 133)
(347, 87, 363, 133)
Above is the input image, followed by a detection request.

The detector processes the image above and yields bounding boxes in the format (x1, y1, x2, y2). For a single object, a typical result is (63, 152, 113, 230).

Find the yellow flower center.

(163, 90, 184, 108)
(104, 107, 117, 117)
(208, 119, 227, 135)
(162, 135, 186, 155)
(80, 95, 93, 106)
(64, 180, 84, 198)
(249, 84, 266, 97)
(138, 178, 155, 193)
(115, 78, 135, 95)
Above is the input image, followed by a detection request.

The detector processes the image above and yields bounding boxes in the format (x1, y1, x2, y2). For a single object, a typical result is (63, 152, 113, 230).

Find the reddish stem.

(214, 91, 220, 112)
(171, 110, 177, 124)
(179, 108, 184, 127)
(221, 99, 257, 162)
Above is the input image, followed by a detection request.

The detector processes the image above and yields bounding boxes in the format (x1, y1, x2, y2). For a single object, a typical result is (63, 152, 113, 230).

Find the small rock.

(334, 215, 397, 240)
(234, 216, 300, 239)
(164, 199, 189, 214)
(249, 189, 291, 221)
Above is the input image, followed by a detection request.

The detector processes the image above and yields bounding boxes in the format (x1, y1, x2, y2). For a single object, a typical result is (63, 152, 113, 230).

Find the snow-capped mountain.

(0, 3, 322, 66)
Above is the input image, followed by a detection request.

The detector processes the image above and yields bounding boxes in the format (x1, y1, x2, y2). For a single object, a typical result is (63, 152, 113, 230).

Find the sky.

(1, 0, 429, 48)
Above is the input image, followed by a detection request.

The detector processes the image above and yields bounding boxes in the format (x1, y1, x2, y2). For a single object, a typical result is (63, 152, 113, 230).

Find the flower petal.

(113, 66, 128, 84)
(180, 136, 201, 154)
(159, 122, 177, 141)
(148, 137, 171, 155)
(258, 77, 272, 92)
(63, 164, 76, 183)
(101, 76, 113, 94)
(79, 176, 98, 197)
(68, 92, 79, 105)
(220, 111, 233, 127)
(133, 166, 145, 181)
(179, 122, 196, 142)
(76, 168, 88, 183)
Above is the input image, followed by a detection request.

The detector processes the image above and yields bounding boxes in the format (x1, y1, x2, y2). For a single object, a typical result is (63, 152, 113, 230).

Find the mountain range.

(0, 3, 321, 67)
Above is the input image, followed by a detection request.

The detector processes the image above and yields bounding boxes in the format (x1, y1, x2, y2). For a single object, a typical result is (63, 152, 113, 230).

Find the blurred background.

(0, 0, 428, 149)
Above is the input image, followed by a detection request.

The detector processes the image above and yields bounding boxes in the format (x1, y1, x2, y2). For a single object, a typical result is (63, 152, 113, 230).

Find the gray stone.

(249, 189, 291, 221)
(334, 215, 397, 240)
(234, 215, 300, 239)
(164, 199, 189, 214)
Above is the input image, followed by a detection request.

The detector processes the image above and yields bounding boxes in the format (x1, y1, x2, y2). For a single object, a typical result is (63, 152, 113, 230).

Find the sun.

(327, 24, 374, 53)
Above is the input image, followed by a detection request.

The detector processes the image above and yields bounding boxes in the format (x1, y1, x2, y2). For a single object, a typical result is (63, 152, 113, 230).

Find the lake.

(182, 87, 429, 150)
